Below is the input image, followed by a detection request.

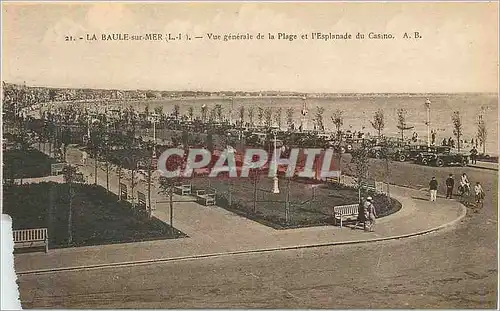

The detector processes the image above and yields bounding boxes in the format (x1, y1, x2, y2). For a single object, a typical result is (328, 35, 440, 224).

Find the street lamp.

(272, 131, 280, 194)
(425, 98, 431, 147)
(150, 113, 158, 158)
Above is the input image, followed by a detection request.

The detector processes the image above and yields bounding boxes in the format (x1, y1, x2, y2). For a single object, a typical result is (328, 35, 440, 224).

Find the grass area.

(189, 175, 401, 229)
(3, 148, 58, 179)
(3, 182, 186, 249)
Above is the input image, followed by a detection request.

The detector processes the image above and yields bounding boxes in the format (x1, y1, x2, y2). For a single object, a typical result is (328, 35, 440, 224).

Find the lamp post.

(272, 131, 280, 194)
(150, 113, 158, 158)
(425, 98, 431, 147)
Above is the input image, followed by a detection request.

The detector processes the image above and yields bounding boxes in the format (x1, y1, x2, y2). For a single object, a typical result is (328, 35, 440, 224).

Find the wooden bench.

(375, 181, 386, 194)
(333, 204, 359, 228)
(195, 189, 216, 206)
(13, 228, 48, 253)
(325, 177, 338, 184)
(174, 184, 192, 196)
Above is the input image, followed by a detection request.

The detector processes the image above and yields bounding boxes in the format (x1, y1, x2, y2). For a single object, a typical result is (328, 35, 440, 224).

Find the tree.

(181, 130, 189, 147)
(238, 106, 245, 128)
(206, 131, 214, 152)
(331, 109, 343, 139)
(154, 106, 163, 118)
(371, 109, 385, 137)
(331, 109, 344, 174)
(187, 106, 194, 121)
(158, 153, 185, 234)
(477, 113, 487, 154)
(62, 165, 78, 245)
(452, 111, 463, 152)
(286, 107, 294, 130)
(274, 107, 283, 129)
(350, 141, 371, 201)
(215, 104, 223, 122)
(315, 107, 325, 132)
(172, 104, 180, 120)
(209, 106, 217, 123)
(264, 107, 273, 128)
(248, 107, 255, 126)
(200, 105, 208, 122)
(396, 108, 413, 143)
(257, 107, 264, 126)
(378, 136, 393, 200)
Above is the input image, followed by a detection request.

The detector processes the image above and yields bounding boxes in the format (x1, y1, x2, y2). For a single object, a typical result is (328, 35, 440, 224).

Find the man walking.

(470, 146, 478, 164)
(474, 182, 485, 210)
(364, 197, 377, 232)
(429, 177, 438, 202)
(445, 174, 454, 199)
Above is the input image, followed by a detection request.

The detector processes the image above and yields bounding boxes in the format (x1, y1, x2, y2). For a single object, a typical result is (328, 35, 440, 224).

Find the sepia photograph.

(1, 1, 498, 309)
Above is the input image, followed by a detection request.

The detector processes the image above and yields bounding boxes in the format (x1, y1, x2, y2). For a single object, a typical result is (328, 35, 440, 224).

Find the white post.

(425, 98, 431, 147)
(273, 131, 280, 194)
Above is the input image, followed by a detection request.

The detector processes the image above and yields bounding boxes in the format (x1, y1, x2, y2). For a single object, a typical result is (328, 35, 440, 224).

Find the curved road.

(18, 165, 497, 308)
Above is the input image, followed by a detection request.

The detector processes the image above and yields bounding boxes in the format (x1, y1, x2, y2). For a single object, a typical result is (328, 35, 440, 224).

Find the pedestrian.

(474, 182, 485, 210)
(442, 138, 447, 146)
(429, 177, 438, 202)
(470, 146, 478, 164)
(448, 137, 452, 146)
(81, 150, 88, 165)
(356, 196, 366, 230)
(459, 172, 470, 196)
(364, 196, 377, 232)
(445, 174, 454, 199)
(431, 130, 436, 145)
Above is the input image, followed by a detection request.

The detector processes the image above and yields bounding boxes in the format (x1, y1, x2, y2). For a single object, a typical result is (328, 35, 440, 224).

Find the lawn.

(3, 182, 186, 249)
(3, 148, 58, 179)
(189, 174, 401, 229)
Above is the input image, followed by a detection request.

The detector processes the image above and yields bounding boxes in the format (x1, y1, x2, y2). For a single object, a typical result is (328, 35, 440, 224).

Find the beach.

(108, 93, 498, 155)
(42, 93, 498, 155)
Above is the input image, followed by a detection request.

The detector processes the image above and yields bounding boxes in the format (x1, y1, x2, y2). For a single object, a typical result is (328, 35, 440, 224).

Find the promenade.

(469, 161, 498, 171)
(13, 145, 466, 274)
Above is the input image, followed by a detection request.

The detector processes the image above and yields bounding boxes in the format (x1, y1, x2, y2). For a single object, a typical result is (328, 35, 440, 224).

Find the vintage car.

(417, 147, 469, 167)
(391, 145, 413, 162)
(413, 145, 447, 163)
(327, 140, 354, 153)
(367, 143, 407, 160)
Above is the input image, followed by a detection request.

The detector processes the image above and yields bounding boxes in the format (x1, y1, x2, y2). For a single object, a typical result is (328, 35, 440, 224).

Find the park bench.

(325, 177, 338, 184)
(375, 181, 386, 194)
(357, 179, 379, 193)
(333, 204, 359, 228)
(13, 228, 49, 253)
(174, 183, 192, 196)
(195, 189, 216, 206)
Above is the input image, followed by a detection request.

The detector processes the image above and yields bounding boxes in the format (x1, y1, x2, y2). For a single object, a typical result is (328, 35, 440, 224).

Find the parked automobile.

(327, 140, 354, 153)
(392, 145, 413, 161)
(417, 147, 469, 167)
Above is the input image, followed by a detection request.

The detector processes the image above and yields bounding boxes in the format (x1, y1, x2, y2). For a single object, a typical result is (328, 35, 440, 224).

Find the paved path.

(14, 144, 465, 274)
(469, 161, 498, 171)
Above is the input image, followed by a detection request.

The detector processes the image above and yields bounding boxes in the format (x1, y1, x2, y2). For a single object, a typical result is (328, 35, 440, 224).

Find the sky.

(1, 2, 498, 93)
